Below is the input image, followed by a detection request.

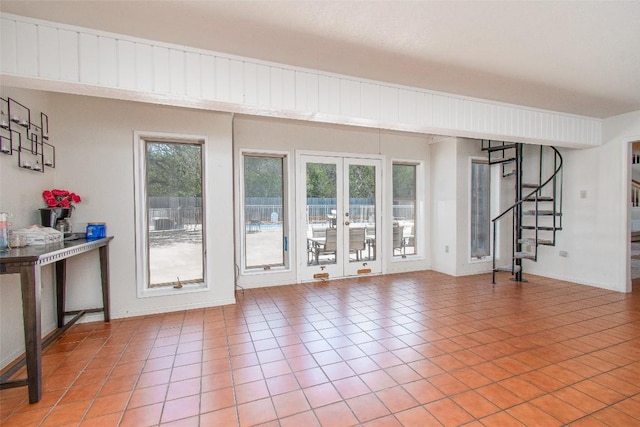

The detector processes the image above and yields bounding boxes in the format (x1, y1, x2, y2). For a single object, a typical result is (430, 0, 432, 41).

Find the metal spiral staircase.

(481, 141, 563, 284)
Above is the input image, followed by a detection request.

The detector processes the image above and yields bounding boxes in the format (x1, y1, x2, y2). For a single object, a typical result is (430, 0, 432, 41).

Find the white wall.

(0, 87, 236, 369)
(430, 137, 457, 275)
(0, 87, 58, 368)
(52, 93, 236, 315)
(232, 115, 431, 288)
(526, 110, 640, 292)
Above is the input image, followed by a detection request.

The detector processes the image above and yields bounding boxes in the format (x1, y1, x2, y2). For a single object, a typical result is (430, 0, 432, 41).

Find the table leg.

(19, 265, 42, 404)
(55, 260, 66, 328)
(99, 245, 111, 322)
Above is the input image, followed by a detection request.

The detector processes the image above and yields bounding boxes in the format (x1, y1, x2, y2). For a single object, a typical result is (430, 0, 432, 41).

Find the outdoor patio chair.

(365, 225, 376, 260)
(349, 227, 366, 260)
(312, 227, 326, 238)
(313, 228, 337, 264)
(393, 225, 405, 255)
(247, 214, 261, 233)
(403, 225, 415, 248)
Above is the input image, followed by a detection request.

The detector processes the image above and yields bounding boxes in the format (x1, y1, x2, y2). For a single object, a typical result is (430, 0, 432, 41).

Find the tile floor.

(1, 271, 640, 426)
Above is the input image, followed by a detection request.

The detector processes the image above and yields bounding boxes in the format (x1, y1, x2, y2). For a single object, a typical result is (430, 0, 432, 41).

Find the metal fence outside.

(148, 197, 415, 230)
(149, 197, 202, 230)
(392, 204, 416, 221)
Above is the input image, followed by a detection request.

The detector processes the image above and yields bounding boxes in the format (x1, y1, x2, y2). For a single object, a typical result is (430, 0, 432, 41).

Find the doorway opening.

(297, 153, 382, 282)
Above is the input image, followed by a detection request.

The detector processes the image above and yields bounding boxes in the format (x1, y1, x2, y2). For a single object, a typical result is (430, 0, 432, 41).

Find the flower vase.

(39, 207, 72, 228)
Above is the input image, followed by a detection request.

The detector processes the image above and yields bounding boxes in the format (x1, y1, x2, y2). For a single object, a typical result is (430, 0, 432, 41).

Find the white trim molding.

(1, 13, 602, 147)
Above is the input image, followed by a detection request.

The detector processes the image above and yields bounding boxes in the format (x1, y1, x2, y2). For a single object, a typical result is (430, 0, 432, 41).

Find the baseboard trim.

(81, 297, 238, 323)
(523, 270, 624, 293)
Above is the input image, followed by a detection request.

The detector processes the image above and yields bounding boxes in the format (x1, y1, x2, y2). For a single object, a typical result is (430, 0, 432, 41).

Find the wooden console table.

(0, 237, 113, 403)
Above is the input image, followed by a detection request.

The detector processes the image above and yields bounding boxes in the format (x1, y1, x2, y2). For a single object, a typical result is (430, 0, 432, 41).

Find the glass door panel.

(392, 163, 417, 257)
(305, 161, 339, 267)
(347, 163, 375, 262)
(344, 158, 381, 277)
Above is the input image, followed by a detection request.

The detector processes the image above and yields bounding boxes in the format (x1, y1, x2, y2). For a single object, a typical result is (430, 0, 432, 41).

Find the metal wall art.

(0, 97, 55, 173)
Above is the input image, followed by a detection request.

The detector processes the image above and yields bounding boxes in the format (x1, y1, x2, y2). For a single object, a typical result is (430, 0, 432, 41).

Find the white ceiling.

(2, 1, 639, 118)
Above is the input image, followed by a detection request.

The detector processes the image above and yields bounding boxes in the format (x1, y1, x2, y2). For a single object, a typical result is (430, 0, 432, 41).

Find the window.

(134, 134, 207, 294)
(392, 163, 417, 257)
(470, 159, 491, 259)
(242, 154, 287, 269)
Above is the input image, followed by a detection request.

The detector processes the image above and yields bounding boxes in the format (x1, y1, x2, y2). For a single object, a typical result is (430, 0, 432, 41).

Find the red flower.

(51, 189, 69, 197)
(42, 189, 82, 208)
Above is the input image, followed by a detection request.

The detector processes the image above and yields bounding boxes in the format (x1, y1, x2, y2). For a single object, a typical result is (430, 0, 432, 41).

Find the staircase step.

(524, 196, 554, 202)
(489, 157, 516, 165)
(521, 225, 560, 231)
(522, 183, 539, 188)
(514, 251, 536, 260)
(494, 264, 522, 273)
(519, 238, 554, 245)
(523, 210, 562, 216)
(484, 143, 518, 152)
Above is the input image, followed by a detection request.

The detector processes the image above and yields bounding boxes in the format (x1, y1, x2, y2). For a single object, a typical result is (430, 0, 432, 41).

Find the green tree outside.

(306, 162, 337, 198)
(244, 156, 283, 198)
(393, 164, 416, 200)
(146, 142, 202, 197)
(349, 164, 375, 199)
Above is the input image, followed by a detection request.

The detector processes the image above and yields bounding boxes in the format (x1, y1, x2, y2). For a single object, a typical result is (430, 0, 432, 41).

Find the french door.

(297, 153, 382, 281)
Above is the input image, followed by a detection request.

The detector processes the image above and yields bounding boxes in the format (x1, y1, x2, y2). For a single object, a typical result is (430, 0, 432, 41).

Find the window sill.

(392, 254, 424, 262)
(242, 266, 291, 276)
(138, 282, 209, 299)
(469, 256, 492, 264)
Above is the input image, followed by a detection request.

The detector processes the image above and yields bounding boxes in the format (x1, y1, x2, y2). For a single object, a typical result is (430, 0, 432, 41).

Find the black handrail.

(492, 146, 563, 283)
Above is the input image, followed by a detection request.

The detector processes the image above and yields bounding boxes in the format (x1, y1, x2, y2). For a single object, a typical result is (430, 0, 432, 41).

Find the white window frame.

(468, 157, 500, 262)
(238, 149, 291, 274)
(391, 160, 426, 262)
(133, 131, 211, 298)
